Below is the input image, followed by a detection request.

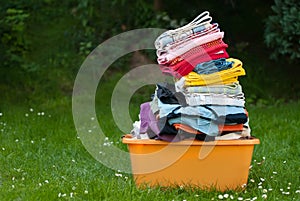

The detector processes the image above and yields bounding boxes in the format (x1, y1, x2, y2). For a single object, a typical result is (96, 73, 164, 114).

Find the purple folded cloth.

(139, 102, 160, 135)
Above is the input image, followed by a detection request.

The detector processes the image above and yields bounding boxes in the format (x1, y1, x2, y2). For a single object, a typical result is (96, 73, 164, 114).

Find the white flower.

(262, 189, 268, 193)
(84, 190, 88, 194)
(237, 197, 243, 200)
(218, 194, 224, 199)
(45, 180, 49, 183)
(272, 171, 277, 174)
(295, 190, 300, 193)
(223, 194, 229, 198)
(262, 194, 267, 199)
(260, 178, 265, 182)
(0, 113, 2, 116)
(30, 108, 34, 112)
(103, 142, 111, 146)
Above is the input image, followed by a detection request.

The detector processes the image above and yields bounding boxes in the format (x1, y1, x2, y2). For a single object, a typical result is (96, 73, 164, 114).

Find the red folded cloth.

(159, 39, 229, 78)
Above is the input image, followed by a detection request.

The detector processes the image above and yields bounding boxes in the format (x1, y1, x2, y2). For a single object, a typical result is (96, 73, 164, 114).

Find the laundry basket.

(122, 135, 260, 191)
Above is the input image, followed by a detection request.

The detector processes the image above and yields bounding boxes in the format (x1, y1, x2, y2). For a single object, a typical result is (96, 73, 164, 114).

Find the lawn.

(1, 1, 299, 200)
(0, 89, 299, 200)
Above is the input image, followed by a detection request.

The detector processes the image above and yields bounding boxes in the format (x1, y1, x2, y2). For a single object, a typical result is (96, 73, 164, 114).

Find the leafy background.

(0, 0, 299, 106)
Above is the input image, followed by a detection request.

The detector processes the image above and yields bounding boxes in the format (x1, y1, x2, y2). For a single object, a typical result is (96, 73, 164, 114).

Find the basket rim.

(122, 134, 260, 146)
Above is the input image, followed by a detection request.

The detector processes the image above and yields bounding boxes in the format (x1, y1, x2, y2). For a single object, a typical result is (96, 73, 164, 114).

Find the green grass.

(1, 2, 299, 200)
(0, 90, 299, 200)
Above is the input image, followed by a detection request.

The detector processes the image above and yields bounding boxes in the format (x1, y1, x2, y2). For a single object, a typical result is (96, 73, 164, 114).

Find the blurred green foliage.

(264, 0, 300, 63)
(0, 8, 30, 68)
(0, 0, 299, 105)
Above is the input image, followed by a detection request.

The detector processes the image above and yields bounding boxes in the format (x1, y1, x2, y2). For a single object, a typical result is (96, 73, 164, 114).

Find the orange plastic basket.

(122, 135, 260, 191)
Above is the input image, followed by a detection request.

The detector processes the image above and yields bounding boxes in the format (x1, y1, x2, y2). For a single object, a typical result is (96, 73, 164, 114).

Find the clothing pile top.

(131, 11, 251, 142)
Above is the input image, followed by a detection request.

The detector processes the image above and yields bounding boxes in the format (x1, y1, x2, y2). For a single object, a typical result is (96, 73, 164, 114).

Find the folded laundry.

(155, 11, 212, 49)
(159, 43, 229, 77)
(157, 99, 248, 122)
(176, 82, 243, 95)
(156, 23, 220, 56)
(181, 75, 238, 86)
(156, 83, 187, 105)
(166, 113, 247, 137)
(181, 58, 245, 86)
(184, 93, 245, 107)
(130, 11, 253, 142)
(173, 123, 244, 134)
(139, 102, 160, 137)
(157, 32, 225, 65)
(193, 58, 233, 75)
(173, 123, 203, 134)
(169, 39, 229, 66)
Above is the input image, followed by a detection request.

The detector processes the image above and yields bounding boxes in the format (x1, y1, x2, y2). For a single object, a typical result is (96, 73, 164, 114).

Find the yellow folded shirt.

(184, 58, 245, 86)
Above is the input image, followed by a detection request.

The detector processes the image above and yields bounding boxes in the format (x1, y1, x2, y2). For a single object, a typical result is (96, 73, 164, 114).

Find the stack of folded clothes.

(155, 11, 228, 78)
(130, 11, 251, 142)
